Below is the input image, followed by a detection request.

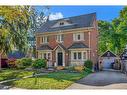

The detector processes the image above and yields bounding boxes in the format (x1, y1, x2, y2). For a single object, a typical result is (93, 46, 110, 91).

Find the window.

(60, 22, 64, 25)
(42, 36, 49, 43)
(48, 53, 51, 59)
(73, 33, 84, 41)
(56, 34, 64, 42)
(77, 34, 80, 40)
(78, 52, 82, 59)
(72, 51, 87, 60)
(73, 53, 77, 59)
(42, 52, 51, 60)
(83, 52, 87, 59)
(44, 53, 47, 59)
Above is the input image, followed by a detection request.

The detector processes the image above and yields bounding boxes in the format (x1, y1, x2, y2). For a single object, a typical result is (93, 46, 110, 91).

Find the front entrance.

(58, 52, 63, 66)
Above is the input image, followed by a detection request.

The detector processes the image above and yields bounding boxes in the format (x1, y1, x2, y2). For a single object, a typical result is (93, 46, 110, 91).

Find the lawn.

(11, 70, 90, 89)
(0, 69, 33, 82)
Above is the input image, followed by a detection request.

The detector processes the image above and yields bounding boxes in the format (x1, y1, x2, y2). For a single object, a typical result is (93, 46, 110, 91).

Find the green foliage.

(98, 7, 127, 55)
(15, 59, 25, 69)
(32, 59, 47, 69)
(21, 58, 32, 67)
(84, 60, 93, 70)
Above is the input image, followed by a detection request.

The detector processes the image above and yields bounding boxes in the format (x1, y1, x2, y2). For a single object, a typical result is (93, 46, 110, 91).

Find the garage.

(100, 50, 117, 70)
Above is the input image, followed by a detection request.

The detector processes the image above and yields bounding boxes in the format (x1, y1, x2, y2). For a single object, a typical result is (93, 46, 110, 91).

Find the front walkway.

(67, 70, 127, 89)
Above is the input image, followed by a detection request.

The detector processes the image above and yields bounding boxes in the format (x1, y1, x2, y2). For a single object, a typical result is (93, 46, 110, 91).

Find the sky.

(36, 6, 124, 21)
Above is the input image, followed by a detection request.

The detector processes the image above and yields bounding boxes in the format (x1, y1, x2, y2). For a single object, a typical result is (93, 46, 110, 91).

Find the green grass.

(0, 69, 33, 82)
(12, 71, 90, 89)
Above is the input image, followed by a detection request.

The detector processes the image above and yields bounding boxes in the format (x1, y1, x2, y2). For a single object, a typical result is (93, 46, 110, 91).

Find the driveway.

(68, 70, 127, 89)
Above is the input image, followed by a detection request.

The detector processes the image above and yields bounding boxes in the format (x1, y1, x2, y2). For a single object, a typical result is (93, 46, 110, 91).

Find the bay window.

(72, 51, 87, 60)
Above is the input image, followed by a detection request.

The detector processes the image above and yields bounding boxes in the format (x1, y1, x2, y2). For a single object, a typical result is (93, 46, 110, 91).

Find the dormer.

(51, 19, 72, 28)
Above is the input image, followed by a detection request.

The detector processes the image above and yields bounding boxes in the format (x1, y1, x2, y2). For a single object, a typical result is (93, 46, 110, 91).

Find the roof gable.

(101, 50, 117, 57)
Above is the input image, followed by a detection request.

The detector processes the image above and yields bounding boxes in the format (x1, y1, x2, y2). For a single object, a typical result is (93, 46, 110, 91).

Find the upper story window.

(73, 33, 84, 41)
(56, 34, 64, 43)
(59, 22, 64, 26)
(42, 36, 49, 44)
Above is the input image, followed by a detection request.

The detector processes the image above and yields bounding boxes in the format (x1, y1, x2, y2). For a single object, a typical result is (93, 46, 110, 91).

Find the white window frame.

(73, 33, 84, 41)
(71, 51, 87, 60)
(41, 52, 52, 60)
(56, 34, 63, 43)
(42, 36, 49, 44)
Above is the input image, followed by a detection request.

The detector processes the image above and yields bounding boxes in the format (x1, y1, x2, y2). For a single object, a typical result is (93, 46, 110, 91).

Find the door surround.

(55, 47, 65, 66)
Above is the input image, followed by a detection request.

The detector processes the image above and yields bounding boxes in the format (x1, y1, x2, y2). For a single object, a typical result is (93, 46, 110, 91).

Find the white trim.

(56, 34, 64, 43)
(73, 32, 84, 41)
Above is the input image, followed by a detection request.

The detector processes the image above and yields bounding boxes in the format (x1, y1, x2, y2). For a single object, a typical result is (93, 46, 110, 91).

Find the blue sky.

(36, 6, 124, 21)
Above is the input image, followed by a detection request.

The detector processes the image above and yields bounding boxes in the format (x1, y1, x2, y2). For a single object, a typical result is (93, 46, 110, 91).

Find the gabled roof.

(37, 44, 52, 50)
(54, 43, 68, 52)
(101, 50, 117, 57)
(68, 42, 89, 49)
(37, 13, 96, 33)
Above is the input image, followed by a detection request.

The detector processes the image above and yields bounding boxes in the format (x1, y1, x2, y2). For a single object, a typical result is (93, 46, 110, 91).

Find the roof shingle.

(37, 13, 96, 33)
(68, 42, 89, 49)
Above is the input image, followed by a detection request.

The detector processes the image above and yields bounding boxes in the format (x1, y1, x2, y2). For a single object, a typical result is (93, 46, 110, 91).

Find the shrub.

(32, 59, 47, 69)
(56, 66, 65, 70)
(65, 66, 75, 71)
(15, 59, 25, 69)
(84, 67, 93, 73)
(84, 60, 93, 70)
(74, 66, 84, 72)
(20, 58, 32, 67)
(7, 58, 17, 68)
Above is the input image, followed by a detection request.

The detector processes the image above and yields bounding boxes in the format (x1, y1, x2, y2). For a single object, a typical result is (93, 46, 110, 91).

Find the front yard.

(0, 69, 33, 82)
(1, 69, 90, 89)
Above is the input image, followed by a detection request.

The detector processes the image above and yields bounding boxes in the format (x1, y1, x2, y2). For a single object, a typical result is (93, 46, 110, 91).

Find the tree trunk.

(0, 51, 3, 71)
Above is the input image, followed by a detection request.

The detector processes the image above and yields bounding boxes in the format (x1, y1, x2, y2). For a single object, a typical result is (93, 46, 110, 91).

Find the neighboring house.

(36, 13, 98, 67)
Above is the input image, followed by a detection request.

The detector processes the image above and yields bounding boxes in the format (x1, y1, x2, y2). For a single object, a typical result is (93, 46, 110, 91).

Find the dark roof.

(37, 44, 52, 50)
(8, 51, 25, 59)
(37, 13, 96, 33)
(68, 42, 89, 49)
(101, 50, 117, 57)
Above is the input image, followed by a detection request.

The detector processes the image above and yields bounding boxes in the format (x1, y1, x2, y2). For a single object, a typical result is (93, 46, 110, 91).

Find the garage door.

(102, 58, 115, 69)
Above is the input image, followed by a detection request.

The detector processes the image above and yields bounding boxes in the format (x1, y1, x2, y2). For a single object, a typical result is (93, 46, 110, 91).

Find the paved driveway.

(68, 70, 127, 89)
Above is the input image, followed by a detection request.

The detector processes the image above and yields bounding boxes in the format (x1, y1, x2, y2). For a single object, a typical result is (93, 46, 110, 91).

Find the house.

(35, 13, 98, 67)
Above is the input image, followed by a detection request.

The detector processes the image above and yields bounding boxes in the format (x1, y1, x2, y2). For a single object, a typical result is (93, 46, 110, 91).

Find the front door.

(58, 52, 63, 66)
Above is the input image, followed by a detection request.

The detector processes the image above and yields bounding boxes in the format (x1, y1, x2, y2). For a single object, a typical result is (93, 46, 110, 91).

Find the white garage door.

(102, 58, 115, 69)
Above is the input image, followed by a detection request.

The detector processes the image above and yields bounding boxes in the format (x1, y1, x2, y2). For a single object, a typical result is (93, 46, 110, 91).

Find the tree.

(98, 7, 127, 55)
(0, 6, 31, 70)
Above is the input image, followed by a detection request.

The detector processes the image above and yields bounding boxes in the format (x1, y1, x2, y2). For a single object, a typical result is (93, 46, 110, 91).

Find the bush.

(64, 66, 75, 71)
(74, 66, 84, 72)
(84, 60, 93, 70)
(20, 58, 32, 67)
(15, 59, 25, 69)
(8, 58, 17, 68)
(56, 66, 65, 70)
(32, 59, 47, 69)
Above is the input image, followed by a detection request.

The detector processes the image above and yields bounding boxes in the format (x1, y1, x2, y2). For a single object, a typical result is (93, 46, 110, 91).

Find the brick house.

(36, 13, 98, 67)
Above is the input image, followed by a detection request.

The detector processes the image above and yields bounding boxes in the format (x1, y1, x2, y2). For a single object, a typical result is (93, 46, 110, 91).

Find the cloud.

(49, 12, 64, 20)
